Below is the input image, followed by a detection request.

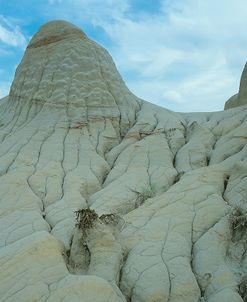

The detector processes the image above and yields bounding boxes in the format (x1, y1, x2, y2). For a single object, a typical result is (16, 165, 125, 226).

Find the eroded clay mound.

(225, 63, 247, 109)
(0, 20, 247, 302)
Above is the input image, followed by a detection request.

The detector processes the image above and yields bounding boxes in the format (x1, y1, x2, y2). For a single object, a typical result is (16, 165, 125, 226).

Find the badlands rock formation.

(225, 63, 247, 109)
(0, 20, 247, 302)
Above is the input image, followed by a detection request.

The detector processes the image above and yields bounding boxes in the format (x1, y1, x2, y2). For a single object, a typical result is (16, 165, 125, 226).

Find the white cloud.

(46, 0, 129, 24)
(87, 0, 247, 112)
(0, 15, 27, 47)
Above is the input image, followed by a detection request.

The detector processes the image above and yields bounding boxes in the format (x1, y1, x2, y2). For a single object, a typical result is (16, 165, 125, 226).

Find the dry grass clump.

(229, 207, 247, 239)
(75, 208, 125, 234)
(75, 208, 98, 231)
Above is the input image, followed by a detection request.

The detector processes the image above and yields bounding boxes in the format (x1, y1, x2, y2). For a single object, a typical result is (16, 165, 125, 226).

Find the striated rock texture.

(0, 20, 247, 302)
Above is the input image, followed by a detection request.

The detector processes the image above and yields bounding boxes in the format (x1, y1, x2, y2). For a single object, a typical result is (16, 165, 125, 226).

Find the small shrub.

(75, 208, 98, 231)
(229, 207, 247, 239)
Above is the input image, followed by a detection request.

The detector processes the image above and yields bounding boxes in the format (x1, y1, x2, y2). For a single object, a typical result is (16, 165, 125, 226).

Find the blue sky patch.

(0, 0, 247, 112)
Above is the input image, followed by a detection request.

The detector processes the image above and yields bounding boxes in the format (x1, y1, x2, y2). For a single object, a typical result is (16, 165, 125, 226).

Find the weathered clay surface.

(0, 20, 247, 302)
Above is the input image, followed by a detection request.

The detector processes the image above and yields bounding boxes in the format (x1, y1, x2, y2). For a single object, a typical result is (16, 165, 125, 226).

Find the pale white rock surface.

(0, 20, 247, 301)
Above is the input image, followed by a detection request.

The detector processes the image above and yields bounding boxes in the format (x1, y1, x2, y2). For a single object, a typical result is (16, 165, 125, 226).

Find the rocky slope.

(0, 20, 247, 302)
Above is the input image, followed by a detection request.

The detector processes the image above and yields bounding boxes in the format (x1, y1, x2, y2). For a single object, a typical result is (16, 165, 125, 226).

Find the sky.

(1, 1, 247, 112)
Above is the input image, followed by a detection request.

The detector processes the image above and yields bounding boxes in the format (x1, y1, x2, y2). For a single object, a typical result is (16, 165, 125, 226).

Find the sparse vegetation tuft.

(229, 206, 247, 239)
(99, 213, 118, 224)
(75, 208, 98, 231)
(238, 275, 247, 301)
